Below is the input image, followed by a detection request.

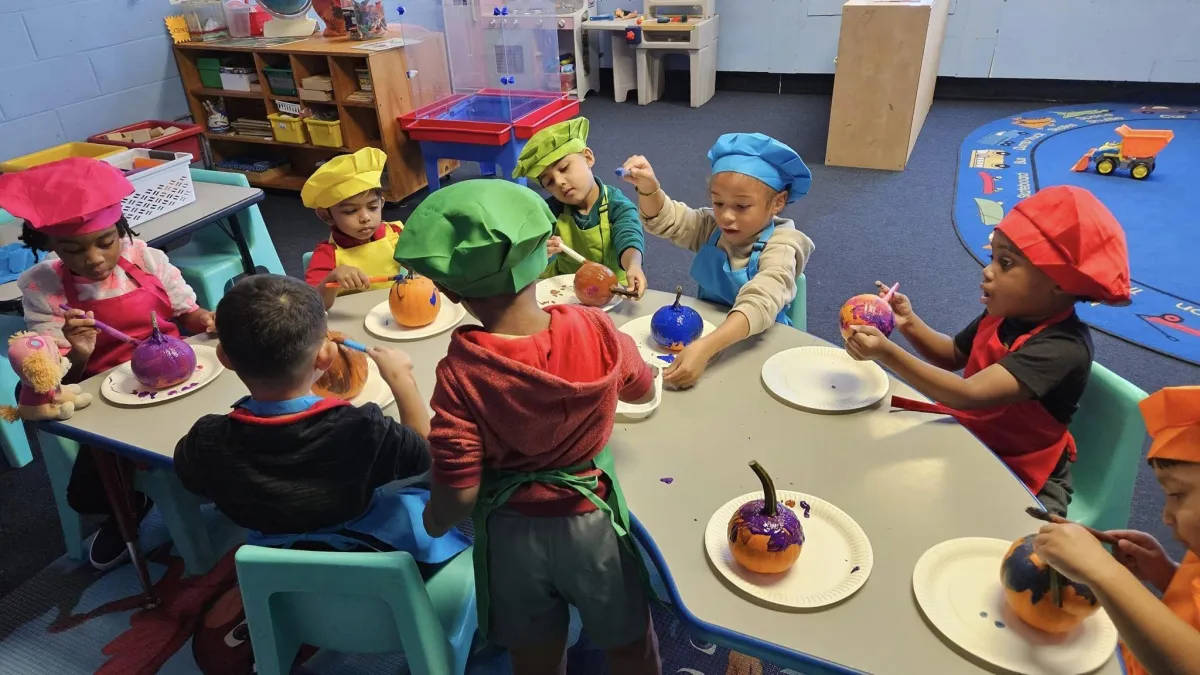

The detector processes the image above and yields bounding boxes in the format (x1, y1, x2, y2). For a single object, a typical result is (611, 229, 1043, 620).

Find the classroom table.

(41, 288, 1122, 674)
(0, 181, 264, 304)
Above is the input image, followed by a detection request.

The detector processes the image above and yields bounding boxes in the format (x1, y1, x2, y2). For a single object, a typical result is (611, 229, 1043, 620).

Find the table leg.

(226, 212, 258, 277)
(424, 157, 442, 194)
(611, 33, 637, 103)
(91, 448, 159, 607)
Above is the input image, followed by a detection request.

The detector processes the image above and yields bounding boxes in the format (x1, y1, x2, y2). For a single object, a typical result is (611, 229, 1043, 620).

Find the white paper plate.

(364, 298, 466, 341)
(704, 490, 873, 609)
(912, 537, 1118, 675)
(616, 365, 663, 420)
(761, 346, 889, 413)
(341, 358, 396, 409)
(619, 315, 717, 368)
(101, 344, 224, 406)
(537, 274, 623, 312)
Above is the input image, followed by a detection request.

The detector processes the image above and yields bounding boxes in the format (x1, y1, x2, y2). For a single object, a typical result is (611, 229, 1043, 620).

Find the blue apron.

(688, 222, 792, 327)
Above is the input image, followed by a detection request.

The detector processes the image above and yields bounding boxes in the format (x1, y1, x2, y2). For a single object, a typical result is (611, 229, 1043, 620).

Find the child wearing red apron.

(845, 186, 1131, 516)
(0, 157, 215, 570)
(1033, 386, 1200, 675)
(301, 148, 405, 310)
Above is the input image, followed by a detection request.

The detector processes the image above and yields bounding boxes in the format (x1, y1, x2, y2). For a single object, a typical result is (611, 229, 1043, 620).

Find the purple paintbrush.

(59, 303, 140, 345)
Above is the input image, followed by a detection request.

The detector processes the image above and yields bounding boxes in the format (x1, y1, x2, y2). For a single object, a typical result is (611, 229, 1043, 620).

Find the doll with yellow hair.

(302, 148, 405, 309)
(0, 331, 93, 422)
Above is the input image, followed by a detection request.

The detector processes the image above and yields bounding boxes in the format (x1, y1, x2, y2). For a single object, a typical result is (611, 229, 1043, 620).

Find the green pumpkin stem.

(1049, 569, 1063, 607)
(672, 285, 683, 309)
(749, 460, 777, 516)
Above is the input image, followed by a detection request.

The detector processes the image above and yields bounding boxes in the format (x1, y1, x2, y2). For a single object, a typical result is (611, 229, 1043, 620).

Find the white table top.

(42, 288, 1120, 675)
(0, 182, 263, 303)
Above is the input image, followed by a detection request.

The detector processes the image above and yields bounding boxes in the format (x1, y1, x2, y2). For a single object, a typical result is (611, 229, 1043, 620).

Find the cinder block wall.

(0, 0, 188, 161)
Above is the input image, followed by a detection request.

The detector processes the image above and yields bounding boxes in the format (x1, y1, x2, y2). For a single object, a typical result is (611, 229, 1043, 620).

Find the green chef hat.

(395, 180, 553, 298)
(512, 117, 589, 180)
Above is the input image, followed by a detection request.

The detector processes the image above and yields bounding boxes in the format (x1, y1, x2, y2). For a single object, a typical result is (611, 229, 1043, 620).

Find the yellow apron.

(332, 222, 403, 294)
(542, 188, 627, 286)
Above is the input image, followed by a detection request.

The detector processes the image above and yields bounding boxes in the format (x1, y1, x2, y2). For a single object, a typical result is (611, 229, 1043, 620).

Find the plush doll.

(0, 331, 93, 422)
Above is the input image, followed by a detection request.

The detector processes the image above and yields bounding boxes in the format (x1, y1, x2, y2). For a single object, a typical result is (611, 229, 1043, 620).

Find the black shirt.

(953, 311, 1093, 425)
(174, 402, 430, 534)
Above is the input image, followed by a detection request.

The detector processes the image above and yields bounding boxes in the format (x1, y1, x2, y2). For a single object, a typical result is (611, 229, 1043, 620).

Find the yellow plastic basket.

(0, 142, 124, 173)
(304, 119, 344, 149)
(267, 113, 308, 144)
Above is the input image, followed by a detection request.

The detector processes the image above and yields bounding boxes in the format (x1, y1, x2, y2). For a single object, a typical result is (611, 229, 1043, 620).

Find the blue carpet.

(954, 103, 1200, 364)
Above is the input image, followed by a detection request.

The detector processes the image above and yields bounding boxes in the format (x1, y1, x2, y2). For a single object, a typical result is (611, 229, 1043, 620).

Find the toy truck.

(1071, 125, 1174, 179)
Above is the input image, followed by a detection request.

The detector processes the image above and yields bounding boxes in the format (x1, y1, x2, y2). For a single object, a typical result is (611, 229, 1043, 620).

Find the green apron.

(469, 446, 649, 640)
(541, 187, 628, 286)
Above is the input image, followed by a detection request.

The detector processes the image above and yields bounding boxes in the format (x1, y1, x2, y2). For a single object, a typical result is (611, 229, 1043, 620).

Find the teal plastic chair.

(236, 545, 478, 675)
(0, 313, 34, 468)
(1066, 363, 1149, 533)
(302, 251, 313, 274)
(787, 273, 807, 331)
(38, 431, 215, 572)
(171, 169, 285, 309)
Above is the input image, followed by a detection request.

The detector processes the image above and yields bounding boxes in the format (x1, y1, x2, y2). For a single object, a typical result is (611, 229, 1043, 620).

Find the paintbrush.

(1024, 506, 1120, 545)
(556, 242, 589, 266)
(59, 303, 140, 345)
(881, 282, 900, 302)
(324, 275, 403, 288)
(330, 335, 369, 353)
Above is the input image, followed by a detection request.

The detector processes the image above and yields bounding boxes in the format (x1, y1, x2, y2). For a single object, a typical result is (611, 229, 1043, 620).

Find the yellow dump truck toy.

(1071, 125, 1174, 180)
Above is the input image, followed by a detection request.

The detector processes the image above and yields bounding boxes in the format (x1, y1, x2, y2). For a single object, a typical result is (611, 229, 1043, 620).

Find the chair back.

(786, 273, 807, 331)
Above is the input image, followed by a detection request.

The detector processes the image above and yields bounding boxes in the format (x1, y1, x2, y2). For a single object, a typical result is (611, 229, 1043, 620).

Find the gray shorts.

(485, 508, 650, 650)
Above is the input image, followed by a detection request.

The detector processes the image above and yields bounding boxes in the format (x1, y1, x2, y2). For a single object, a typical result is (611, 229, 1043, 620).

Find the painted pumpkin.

(312, 330, 368, 400)
(1000, 535, 1099, 633)
(131, 311, 197, 390)
(651, 286, 704, 352)
(574, 262, 618, 307)
(727, 461, 804, 574)
(839, 293, 895, 339)
(389, 272, 441, 328)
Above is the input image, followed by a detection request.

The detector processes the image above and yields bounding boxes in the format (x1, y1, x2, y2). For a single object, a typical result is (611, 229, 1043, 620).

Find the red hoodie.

(429, 305, 654, 515)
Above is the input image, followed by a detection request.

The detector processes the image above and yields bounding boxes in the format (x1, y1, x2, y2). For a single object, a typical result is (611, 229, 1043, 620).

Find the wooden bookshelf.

(174, 29, 457, 203)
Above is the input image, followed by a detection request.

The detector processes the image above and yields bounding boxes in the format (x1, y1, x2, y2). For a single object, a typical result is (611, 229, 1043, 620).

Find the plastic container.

(197, 57, 225, 88)
(0, 142, 124, 173)
(219, 66, 258, 91)
(88, 120, 205, 163)
(181, 0, 230, 41)
(263, 67, 298, 96)
(304, 119, 344, 148)
(249, 5, 269, 35)
(267, 113, 308, 144)
(223, 0, 252, 37)
(99, 149, 197, 226)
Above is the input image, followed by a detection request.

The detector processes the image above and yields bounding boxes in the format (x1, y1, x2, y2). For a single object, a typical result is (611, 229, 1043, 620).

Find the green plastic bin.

(197, 57, 225, 89)
(263, 67, 297, 96)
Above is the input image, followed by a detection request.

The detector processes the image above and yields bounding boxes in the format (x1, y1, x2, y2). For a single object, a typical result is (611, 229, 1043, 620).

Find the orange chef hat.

(0, 157, 134, 238)
(1140, 386, 1200, 463)
(995, 186, 1131, 306)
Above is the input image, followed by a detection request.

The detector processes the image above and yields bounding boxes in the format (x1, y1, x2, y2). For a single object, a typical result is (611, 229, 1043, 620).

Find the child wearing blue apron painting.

(621, 133, 815, 388)
(173, 275, 468, 566)
(513, 117, 649, 298)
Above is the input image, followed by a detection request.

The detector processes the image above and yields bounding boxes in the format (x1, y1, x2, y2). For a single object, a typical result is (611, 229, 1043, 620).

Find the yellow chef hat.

(512, 117, 589, 180)
(301, 147, 387, 209)
(1140, 386, 1200, 463)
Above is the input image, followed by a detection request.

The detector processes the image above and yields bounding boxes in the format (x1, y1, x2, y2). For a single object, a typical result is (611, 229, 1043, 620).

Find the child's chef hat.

(395, 180, 552, 298)
(995, 186, 1131, 305)
(1140, 386, 1200, 463)
(301, 147, 387, 209)
(707, 133, 812, 204)
(0, 157, 133, 237)
(512, 117, 590, 180)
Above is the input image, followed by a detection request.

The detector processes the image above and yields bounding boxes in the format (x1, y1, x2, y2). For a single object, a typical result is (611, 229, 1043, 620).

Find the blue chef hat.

(707, 133, 812, 204)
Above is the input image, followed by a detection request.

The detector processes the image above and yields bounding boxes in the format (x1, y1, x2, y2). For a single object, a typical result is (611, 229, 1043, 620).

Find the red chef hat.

(0, 157, 134, 238)
(995, 186, 1131, 306)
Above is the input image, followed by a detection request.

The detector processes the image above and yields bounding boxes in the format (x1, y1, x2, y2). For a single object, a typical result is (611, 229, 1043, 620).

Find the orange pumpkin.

(1000, 535, 1100, 633)
(574, 262, 618, 307)
(727, 461, 804, 574)
(312, 330, 368, 400)
(389, 272, 441, 328)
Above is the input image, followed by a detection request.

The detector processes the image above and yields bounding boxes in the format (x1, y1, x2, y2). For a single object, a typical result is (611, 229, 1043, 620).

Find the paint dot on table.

(660, 477, 674, 484)
(979, 611, 988, 618)
(994, 621, 1006, 629)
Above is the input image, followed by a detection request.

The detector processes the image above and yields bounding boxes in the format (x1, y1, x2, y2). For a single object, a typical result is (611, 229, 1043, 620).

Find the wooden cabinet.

(174, 30, 457, 202)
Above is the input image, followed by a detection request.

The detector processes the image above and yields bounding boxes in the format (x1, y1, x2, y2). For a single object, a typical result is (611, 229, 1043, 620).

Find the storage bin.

(197, 57, 225, 88)
(219, 66, 258, 91)
(88, 120, 205, 164)
(0, 142, 124, 173)
(100, 149, 197, 226)
(267, 113, 307, 144)
(304, 119, 344, 148)
(223, 0, 252, 37)
(263, 67, 298, 96)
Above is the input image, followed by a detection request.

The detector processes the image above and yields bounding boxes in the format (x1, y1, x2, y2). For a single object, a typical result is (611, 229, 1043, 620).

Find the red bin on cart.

(88, 120, 205, 164)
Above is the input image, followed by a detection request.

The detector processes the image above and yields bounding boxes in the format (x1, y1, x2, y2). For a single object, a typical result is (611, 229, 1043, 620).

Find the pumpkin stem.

(673, 285, 683, 308)
(405, 268, 415, 282)
(749, 460, 777, 516)
(149, 311, 160, 335)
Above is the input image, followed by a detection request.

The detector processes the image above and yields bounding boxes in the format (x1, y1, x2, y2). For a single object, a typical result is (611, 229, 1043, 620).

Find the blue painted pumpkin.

(1000, 535, 1099, 633)
(651, 286, 704, 352)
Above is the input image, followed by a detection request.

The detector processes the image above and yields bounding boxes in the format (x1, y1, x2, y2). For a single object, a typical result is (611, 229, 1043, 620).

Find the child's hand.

(875, 280, 916, 329)
(326, 265, 371, 292)
(367, 345, 415, 385)
(547, 235, 564, 258)
(1033, 523, 1121, 585)
(844, 325, 896, 362)
(180, 309, 216, 335)
(663, 341, 714, 389)
(625, 263, 647, 299)
(620, 155, 660, 195)
(1107, 529, 1179, 592)
(62, 309, 98, 359)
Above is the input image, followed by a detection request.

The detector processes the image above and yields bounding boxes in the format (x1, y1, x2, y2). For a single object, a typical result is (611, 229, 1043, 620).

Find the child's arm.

(620, 155, 715, 253)
(1036, 524, 1200, 675)
(422, 366, 484, 537)
(882, 285, 967, 371)
(607, 190, 648, 297)
(140, 244, 213, 334)
(616, 330, 655, 403)
(367, 346, 430, 439)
